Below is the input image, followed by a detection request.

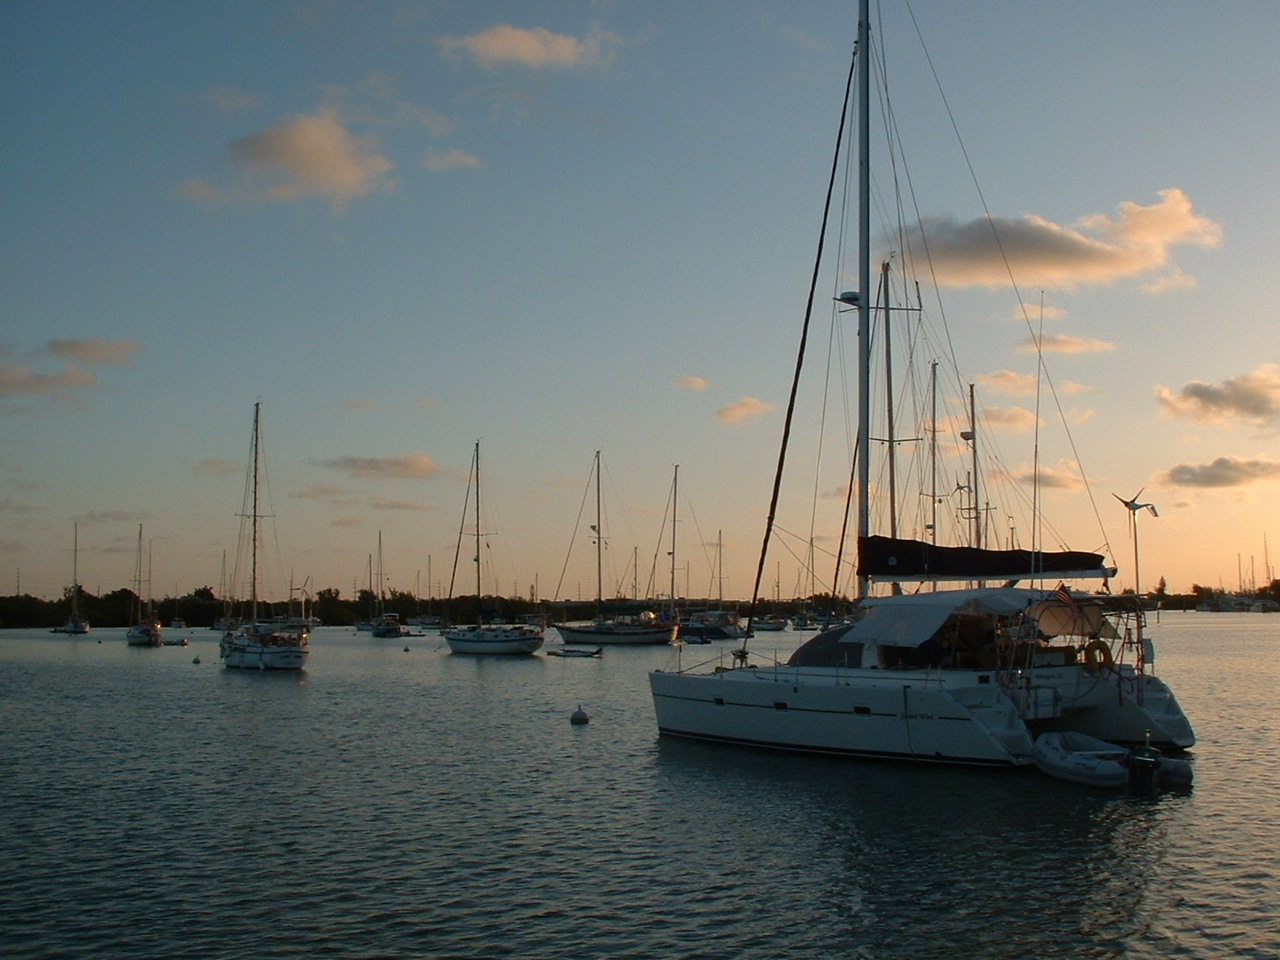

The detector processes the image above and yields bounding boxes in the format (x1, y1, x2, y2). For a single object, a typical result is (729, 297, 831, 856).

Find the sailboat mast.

(855, 0, 872, 599)
(593, 450, 603, 616)
(881, 260, 899, 541)
(251, 401, 260, 622)
(473, 441, 482, 623)
(71, 522, 80, 616)
(133, 523, 143, 622)
(146, 538, 154, 616)
(670, 464, 679, 608)
(966, 384, 981, 549)
(717, 529, 724, 605)
(930, 361, 939, 546)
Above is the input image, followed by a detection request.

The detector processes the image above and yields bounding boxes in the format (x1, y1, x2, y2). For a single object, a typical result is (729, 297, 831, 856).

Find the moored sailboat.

(370, 532, 410, 638)
(125, 525, 162, 647)
(648, 1, 1194, 767)
(57, 522, 91, 635)
(219, 403, 309, 670)
(553, 451, 676, 646)
(443, 442, 544, 655)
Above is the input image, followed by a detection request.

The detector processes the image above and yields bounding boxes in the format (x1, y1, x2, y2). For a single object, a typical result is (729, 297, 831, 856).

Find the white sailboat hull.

(555, 621, 675, 645)
(220, 627, 309, 670)
(220, 639, 308, 670)
(126, 622, 163, 647)
(650, 661, 1194, 766)
(444, 625, 544, 655)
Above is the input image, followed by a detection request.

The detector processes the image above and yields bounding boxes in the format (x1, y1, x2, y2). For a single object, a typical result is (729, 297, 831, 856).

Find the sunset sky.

(4, 1, 1279, 607)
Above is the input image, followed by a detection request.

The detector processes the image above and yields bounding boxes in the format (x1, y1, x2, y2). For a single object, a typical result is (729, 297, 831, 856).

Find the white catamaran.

(649, 1, 1194, 767)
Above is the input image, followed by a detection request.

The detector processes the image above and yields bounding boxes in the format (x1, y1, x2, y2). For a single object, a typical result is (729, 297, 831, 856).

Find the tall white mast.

(855, 0, 872, 598)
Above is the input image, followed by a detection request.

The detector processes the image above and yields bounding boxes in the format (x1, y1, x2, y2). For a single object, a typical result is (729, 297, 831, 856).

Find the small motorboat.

(548, 646, 603, 658)
(1033, 731, 1194, 789)
(1034, 731, 1131, 788)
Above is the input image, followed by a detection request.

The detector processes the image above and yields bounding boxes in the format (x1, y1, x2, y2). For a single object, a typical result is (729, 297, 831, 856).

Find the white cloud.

(290, 484, 351, 499)
(1163, 456, 1280, 488)
(0, 363, 94, 397)
(424, 148, 481, 172)
(0, 339, 145, 411)
(1007, 458, 1083, 491)
(716, 396, 774, 425)
(371, 498, 427, 511)
(978, 369, 1089, 396)
(1156, 364, 1280, 428)
(186, 108, 393, 212)
(1017, 333, 1114, 354)
(440, 24, 618, 70)
(317, 452, 439, 479)
(981, 405, 1039, 434)
(48, 338, 143, 366)
(908, 189, 1221, 291)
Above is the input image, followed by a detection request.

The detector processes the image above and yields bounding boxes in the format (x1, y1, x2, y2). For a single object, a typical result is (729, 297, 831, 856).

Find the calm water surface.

(1, 613, 1276, 959)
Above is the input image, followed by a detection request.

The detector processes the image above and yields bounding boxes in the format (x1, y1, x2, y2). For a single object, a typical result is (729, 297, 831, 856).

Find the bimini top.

(840, 588, 1031, 648)
(825, 586, 1117, 651)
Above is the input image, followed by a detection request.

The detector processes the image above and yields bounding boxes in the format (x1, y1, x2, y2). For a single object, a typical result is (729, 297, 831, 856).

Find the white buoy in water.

(570, 705, 589, 725)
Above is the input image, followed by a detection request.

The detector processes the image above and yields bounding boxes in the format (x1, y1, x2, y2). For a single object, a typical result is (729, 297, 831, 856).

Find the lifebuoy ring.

(1083, 639, 1114, 674)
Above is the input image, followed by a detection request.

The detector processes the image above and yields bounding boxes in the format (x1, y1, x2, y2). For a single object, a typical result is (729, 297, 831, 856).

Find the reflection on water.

(654, 737, 1196, 959)
(0, 615, 1276, 959)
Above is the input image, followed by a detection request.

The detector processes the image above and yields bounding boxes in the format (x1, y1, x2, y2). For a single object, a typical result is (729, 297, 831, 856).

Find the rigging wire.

(743, 46, 859, 645)
(901, 0, 1117, 571)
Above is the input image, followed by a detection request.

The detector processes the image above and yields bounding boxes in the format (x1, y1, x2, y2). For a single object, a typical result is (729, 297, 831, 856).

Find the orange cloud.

(440, 24, 617, 69)
(1156, 364, 1280, 428)
(908, 189, 1220, 291)
(186, 108, 393, 211)
(1017, 334, 1114, 354)
(716, 396, 774, 425)
(317, 452, 438, 479)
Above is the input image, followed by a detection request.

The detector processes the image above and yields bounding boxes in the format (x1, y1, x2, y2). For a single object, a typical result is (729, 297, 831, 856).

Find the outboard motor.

(1128, 729, 1162, 787)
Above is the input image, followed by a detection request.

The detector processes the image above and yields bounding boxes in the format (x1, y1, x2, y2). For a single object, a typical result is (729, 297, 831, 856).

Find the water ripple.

(2, 621, 1278, 958)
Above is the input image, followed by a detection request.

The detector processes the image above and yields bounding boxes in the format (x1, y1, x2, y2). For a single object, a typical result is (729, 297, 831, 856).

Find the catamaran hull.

(650, 662, 1194, 766)
(650, 667, 1035, 765)
(1021, 665, 1196, 748)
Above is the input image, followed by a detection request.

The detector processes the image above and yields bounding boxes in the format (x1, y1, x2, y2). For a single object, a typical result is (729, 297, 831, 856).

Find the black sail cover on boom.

(859, 535, 1113, 582)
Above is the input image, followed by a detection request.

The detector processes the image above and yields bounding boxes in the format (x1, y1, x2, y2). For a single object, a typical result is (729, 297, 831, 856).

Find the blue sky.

(4, 1, 1279, 606)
